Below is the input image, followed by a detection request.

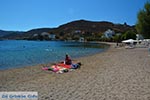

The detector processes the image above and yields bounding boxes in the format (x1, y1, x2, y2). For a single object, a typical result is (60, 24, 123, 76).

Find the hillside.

(0, 30, 24, 40)
(54, 19, 134, 33)
(0, 30, 23, 37)
(0, 20, 135, 40)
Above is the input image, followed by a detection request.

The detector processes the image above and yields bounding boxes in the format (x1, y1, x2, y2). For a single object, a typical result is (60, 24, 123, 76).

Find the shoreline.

(0, 41, 110, 71)
(0, 41, 111, 71)
(0, 42, 150, 100)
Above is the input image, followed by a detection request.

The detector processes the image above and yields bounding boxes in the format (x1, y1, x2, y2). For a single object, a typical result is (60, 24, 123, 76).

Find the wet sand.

(0, 43, 150, 100)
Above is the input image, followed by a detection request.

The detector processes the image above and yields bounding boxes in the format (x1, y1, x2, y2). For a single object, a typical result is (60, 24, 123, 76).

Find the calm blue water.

(0, 40, 109, 70)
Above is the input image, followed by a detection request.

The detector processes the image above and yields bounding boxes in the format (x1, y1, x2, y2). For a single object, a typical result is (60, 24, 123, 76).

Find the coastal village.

(1, 19, 149, 48)
(27, 20, 150, 49)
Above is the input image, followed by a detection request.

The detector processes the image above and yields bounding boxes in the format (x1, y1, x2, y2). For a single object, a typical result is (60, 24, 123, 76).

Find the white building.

(41, 32, 50, 37)
(41, 32, 56, 40)
(49, 34, 56, 40)
(103, 29, 115, 38)
(136, 34, 144, 40)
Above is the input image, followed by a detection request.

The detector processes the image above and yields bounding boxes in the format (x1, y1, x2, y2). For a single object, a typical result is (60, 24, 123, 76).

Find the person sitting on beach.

(65, 54, 72, 65)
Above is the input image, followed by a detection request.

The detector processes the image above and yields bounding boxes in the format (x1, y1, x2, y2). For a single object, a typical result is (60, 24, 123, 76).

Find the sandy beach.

(0, 43, 150, 100)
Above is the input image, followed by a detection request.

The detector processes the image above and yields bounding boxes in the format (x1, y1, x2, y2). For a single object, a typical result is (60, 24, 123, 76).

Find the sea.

(0, 40, 109, 70)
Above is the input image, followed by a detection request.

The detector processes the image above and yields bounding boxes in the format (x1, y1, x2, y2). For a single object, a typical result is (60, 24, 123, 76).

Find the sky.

(0, 0, 149, 31)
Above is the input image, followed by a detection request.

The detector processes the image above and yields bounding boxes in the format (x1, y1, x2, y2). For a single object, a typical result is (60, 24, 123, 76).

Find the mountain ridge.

(0, 19, 135, 40)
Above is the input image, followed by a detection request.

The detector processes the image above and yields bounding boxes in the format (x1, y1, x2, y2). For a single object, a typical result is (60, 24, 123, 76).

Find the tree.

(121, 31, 136, 40)
(113, 34, 122, 42)
(136, 1, 150, 38)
